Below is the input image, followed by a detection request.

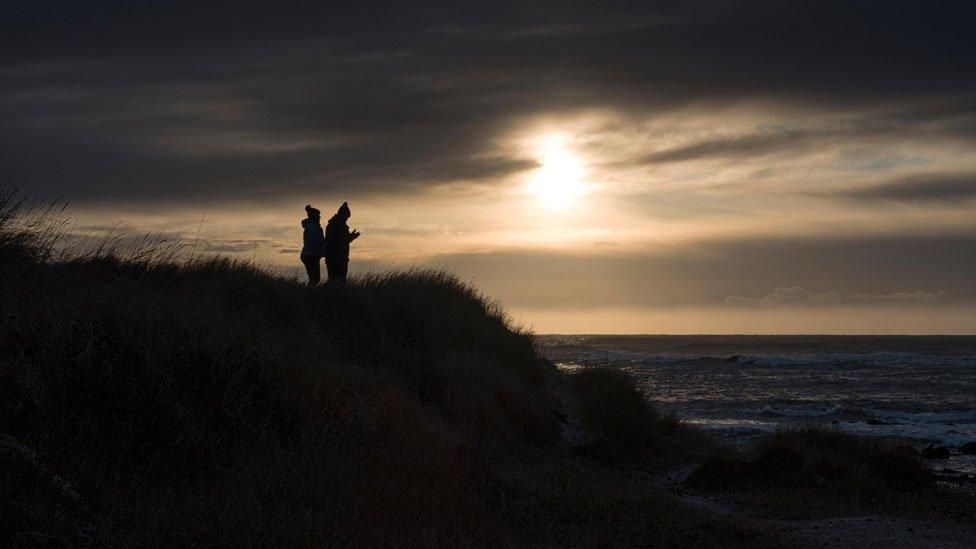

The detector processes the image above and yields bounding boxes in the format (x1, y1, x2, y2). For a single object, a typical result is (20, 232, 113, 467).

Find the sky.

(3, 1, 976, 334)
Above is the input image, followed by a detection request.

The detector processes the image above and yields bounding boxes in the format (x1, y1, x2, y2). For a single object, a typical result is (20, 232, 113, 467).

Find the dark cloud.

(2, 1, 976, 203)
(638, 129, 823, 165)
(198, 240, 264, 253)
(436, 234, 976, 309)
(724, 287, 944, 307)
(633, 100, 976, 166)
(839, 174, 976, 204)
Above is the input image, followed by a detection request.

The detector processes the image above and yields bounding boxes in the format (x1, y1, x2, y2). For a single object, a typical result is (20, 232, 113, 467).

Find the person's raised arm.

(349, 228, 361, 242)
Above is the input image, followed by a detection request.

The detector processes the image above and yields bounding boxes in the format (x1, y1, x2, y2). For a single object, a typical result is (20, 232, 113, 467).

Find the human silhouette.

(324, 201, 360, 283)
(300, 205, 325, 287)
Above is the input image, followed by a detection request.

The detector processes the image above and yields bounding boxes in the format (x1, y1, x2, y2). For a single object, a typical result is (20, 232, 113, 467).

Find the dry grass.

(0, 186, 758, 546)
(570, 368, 715, 469)
(687, 426, 975, 520)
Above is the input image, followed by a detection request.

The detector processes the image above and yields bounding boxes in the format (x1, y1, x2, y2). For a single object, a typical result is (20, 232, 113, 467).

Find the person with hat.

(324, 201, 360, 283)
(300, 205, 326, 286)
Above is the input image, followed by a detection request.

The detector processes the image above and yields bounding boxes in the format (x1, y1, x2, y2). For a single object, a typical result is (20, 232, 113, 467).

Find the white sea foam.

(758, 405, 841, 417)
(544, 335, 976, 460)
(743, 352, 976, 368)
(868, 409, 976, 423)
(843, 420, 976, 448)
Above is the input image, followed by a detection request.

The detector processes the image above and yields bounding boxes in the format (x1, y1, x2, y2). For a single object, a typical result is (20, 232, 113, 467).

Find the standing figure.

(324, 201, 360, 283)
(300, 205, 325, 287)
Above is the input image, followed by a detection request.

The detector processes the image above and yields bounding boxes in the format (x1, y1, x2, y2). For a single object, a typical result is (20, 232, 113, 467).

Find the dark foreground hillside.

(0, 192, 753, 547)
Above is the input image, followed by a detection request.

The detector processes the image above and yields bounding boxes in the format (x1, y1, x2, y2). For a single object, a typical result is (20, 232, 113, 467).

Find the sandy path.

(771, 516, 976, 548)
(654, 463, 976, 548)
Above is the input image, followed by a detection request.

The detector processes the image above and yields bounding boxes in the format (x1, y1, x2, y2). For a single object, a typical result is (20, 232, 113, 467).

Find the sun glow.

(527, 138, 586, 210)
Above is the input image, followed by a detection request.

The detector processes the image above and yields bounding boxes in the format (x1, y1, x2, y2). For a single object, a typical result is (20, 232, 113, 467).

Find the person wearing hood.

(300, 205, 325, 286)
(324, 201, 360, 283)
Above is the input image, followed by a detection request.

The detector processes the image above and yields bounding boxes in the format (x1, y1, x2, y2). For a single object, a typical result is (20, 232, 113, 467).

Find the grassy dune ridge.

(5, 187, 959, 546)
(0, 189, 748, 546)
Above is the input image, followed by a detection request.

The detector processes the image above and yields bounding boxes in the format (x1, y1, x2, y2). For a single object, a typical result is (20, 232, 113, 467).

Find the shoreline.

(554, 367, 976, 548)
(549, 346, 976, 475)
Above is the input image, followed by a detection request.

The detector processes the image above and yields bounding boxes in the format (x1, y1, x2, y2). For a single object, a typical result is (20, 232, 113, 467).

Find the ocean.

(539, 335, 976, 472)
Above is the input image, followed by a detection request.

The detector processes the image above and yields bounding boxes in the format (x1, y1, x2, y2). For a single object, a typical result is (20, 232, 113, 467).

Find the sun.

(527, 139, 586, 210)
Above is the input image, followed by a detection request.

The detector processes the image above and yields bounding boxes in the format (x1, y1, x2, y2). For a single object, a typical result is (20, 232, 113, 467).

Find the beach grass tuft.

(686, 426, 976, 519)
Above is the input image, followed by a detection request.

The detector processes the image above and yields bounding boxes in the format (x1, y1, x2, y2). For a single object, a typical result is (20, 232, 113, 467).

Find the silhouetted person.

(324, 201, 360, 283)
(300, 205, 325, 286)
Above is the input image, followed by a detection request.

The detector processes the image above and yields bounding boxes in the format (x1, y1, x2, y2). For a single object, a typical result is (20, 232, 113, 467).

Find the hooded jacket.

(325, 214, 352, 262)
(301, 218, 325, 257)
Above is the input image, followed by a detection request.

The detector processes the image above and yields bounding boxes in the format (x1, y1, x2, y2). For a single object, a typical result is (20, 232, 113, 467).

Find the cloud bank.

(4, 1, 976, 332)
(725, 287, 945, 307)
(3, 1, 976, 204)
